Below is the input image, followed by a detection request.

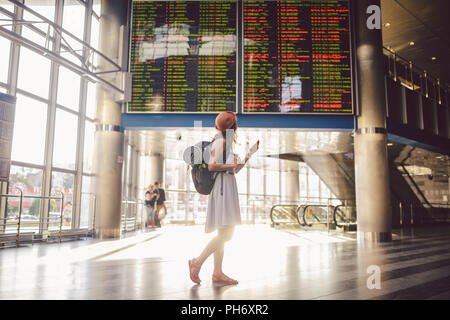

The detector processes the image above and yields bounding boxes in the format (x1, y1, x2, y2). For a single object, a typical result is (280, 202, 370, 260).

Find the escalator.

(270, 203, 356, 231)
(397, 164, 432, 208)
(388, 145, 434, 226)
(268, 142, 440, 229)
(303, 147, 438, 227)
(302, 152, 357, 230)
(302, 152, 355, 203)
(270, 205, 301, 227)
(389, 164, 434, 227)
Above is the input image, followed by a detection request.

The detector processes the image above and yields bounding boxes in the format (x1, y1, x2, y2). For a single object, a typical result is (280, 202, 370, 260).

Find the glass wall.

(57, 66, 80, 112)
(53, 108, 78, 170)
(7, 166, 43, 233)
(21, 0, 55, 47)
(51, 171, 74, 229)
(17, 48, 51, 98)
(11, 94, 48, 165)
(132, 142, 338, 226)
(1, 0, 101, 235)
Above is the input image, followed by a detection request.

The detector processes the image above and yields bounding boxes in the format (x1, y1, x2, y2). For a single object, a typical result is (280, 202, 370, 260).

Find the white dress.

(205, 134, 242, 233)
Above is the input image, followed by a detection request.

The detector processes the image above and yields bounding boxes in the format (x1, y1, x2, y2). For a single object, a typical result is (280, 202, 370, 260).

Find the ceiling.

(381, 0, 450, 86)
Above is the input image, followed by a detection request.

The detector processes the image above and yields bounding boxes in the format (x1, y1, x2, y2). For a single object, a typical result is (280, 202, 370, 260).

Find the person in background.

(154, 181, 167, 226)
(145, 184, 158, 228)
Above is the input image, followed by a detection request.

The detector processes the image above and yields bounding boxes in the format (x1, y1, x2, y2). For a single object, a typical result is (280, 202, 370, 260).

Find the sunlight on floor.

(95, 224, 353, 263)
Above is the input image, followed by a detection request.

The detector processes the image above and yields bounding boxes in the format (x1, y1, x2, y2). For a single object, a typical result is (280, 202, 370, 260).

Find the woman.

(188, 111, 259, 285)
(145, 184, 158, 228)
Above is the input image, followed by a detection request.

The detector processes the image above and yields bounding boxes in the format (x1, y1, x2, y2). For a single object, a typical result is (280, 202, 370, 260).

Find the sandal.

(212, 273, 238, 285)
(188, 258, 201, 284)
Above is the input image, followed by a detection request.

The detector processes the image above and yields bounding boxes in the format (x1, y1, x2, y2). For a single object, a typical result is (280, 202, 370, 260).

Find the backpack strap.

(212, 134, 227, 197)
(220, 171, 224, 196)
(221, 136, 227, 196)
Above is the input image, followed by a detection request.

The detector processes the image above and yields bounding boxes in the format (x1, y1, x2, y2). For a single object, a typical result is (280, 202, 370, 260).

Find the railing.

(0, 188, 23, 246)
(383, 47, 449, 104)
(268, 197, 357, 233)
(398, 165, 433, 208)
(270, 204, 302, 226)
(121, 199, 145, 232)
(0, 190, 63, 246)
(1, 190, 95, 247)
(301, 204, 335, 226)
(300, 203, 356, 229)
(248, 196, 282, 224)
(120, 191, 450, 232)
(393, 201, 450, 227)
(269, 199, 449, 230)
(119, 193, 280, 229)
(333, 204, 357, 227)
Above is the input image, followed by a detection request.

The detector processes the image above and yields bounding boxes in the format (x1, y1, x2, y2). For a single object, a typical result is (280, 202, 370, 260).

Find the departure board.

(129, 1, 237, 113)
(244, 0, 352, 113)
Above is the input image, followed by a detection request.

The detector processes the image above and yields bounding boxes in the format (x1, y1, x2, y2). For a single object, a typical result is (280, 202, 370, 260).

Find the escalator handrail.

(400, 164, 433, 208)
(302, 204, 335, 226)
(295, 205, 306, 226)
(270, 204, 299, 225)
(333, 205, 346, 227)
(333, 204, 357, 227)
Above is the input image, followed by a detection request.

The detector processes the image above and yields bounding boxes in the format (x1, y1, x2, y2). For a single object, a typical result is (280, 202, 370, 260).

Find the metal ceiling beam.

(0, 25, 124, 94)
(7, 0, 122, 72)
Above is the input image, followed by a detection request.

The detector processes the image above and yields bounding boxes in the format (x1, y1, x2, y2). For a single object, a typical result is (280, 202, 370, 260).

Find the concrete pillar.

(92, 0, 128, 239)
(148, 153, 165, 186)
(285, 161, 299, 203)
(144, 131, 166, 186)
(285, 132, 299, 203)
(354, 0, 392, 242)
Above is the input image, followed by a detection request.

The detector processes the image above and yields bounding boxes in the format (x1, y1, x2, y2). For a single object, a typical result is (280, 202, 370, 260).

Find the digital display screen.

(129, 1, 237, 112)
(244, 0, 352, 113)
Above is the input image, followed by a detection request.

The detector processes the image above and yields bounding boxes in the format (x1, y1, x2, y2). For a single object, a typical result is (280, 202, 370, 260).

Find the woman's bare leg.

(211, 227, 238, 283)
(213, 243, 225, 275)
(189, 232, 223, 283)
(195, 234, 224, 266)
(194, 226, 234, 267)
(190, 226, 235, 284)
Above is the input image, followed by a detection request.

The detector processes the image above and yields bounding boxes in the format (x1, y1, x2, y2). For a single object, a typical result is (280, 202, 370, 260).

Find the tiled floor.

(1, 224, 450, 300)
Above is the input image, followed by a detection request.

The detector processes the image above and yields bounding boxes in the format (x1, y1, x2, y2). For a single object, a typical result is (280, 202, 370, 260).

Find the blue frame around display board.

(127, 0, 354, 116)
(128, 0, 238, 113)
(122, 112, 355, 130)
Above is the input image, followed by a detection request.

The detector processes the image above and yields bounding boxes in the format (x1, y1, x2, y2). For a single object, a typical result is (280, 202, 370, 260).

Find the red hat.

(215, 111, 237, 131)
